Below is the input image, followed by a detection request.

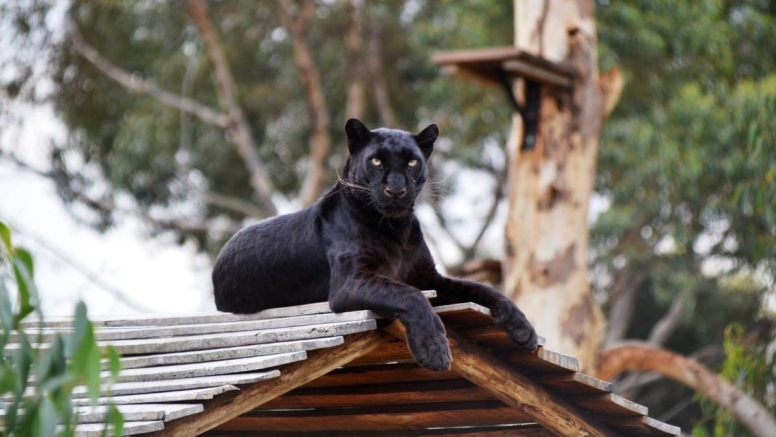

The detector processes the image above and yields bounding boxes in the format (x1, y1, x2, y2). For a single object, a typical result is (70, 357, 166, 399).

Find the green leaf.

(0, 280, 14, 333)
(0, 221, 11, 253)
(106, 404, 125, 437)
(35, 397, 57, 437)
(106, 346, 121, 381)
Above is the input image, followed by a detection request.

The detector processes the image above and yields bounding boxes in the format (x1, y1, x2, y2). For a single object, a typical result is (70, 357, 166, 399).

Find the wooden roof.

(9, 291, 680, 436)
(431, 46, 575, 88)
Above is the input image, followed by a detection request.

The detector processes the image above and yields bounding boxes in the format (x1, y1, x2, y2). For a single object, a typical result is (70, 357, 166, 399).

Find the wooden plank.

(263, 379, 494, 408)
(71, 404, 203, 424)
(305, 362, 459, 388)
(145, 330, 395, 437)
(533, 372, 613, 396)
(113, 337, 343, 370)
(20, 311, 376, 343)
(22, 291, 437, 328)
(606, 416, 681, 436)
(106, 351, 305, 383)
(221, 401, 532, 432)
(383, 321, 617, 437)
(569, 393, 648, 417)
(202, 425, 554, 437)
(72, 420, 164, 436)
(346, 339, 414, 366)
(102, 320, 376, 355)
(71, 386, 239, 406)
(431, 47, 576, 77)
(497, 347, 580, 373)
(71, 371, 278, 399)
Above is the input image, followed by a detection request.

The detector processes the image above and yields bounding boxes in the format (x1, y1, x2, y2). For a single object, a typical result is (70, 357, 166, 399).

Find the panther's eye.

(408, 159, 418, 167)
(371, 158, 382, 166)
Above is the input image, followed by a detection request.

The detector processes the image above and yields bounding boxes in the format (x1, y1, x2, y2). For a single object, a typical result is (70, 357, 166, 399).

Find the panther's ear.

(345, 118, 372, 155)
(414, 123, 439, 160)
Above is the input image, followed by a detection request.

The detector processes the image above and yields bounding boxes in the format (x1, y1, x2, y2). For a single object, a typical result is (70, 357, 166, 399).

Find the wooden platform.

(7, 291, 679, 436)
(432, 46, 575, 88)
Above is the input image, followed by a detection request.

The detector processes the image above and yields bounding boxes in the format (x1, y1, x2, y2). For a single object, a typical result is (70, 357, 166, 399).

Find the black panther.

(212, 118, 538, 371)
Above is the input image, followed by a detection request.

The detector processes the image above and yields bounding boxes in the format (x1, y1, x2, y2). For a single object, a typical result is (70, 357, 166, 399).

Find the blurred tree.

(594, 0, 776, 433)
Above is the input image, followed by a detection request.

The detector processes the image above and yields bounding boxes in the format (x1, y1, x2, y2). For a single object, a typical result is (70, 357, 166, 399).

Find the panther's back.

(212, 206, 330, 314)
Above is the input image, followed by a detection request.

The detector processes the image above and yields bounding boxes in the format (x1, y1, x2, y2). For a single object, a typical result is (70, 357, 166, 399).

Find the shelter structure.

(14, 292, 680, 436)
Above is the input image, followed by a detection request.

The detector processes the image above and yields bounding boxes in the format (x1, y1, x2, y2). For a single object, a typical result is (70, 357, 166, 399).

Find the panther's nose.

(384, 187, 407, 199)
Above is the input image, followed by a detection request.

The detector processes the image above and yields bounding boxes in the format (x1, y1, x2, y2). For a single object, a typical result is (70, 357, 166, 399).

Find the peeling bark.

(599, 343, 776, 437)
(188, 0, 277, 216)
(277, 0, 332, 206)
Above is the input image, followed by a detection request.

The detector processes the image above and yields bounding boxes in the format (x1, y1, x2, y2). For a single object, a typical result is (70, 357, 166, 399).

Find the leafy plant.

(0, 221, 123, 437)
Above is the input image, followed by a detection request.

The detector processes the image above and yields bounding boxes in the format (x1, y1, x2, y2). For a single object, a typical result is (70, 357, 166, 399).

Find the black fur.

(212, 119, 537, 371)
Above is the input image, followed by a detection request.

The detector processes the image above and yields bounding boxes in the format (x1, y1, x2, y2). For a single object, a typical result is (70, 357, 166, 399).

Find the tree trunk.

(503, 0, 614, 372)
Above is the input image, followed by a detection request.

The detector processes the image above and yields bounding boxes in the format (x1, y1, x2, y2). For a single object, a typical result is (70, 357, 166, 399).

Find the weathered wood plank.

(263, 379, 494, 408)
(72, 371, 278, 399)
(112, 337, 343, 370)
(99, 320, 374, 355)
(220, 401, 532, 432)
(71, 386, 239, 406)
(384, 321, 617, 437)
(570, 393, 648, 417)
(606, 416, 681, 436)
(72, 420, 164, 436)
(145, 330, 395, 437)
(533, 372, 613, 395)
(105, 351, 305, 383)
(71, 404, 203, 424)
(21, 291, 437, 328)
(497, 347, 580, 373)
(20, 311, 376, 343)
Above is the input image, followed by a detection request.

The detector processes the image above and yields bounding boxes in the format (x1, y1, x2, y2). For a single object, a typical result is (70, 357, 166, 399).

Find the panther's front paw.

(493, 301, 538, 352)
(405, 315, 452, 371)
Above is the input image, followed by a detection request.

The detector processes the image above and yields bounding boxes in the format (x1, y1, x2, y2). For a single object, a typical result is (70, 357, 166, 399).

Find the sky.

(0, 103, 215, 318)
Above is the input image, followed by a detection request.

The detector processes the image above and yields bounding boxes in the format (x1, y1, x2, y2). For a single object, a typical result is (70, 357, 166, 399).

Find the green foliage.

(692, 324, 776, 436)
(0, 221, 123, 436)
(595, 0, 776, 429)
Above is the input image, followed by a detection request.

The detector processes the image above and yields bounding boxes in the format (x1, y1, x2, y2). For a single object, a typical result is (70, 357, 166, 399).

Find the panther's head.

(343, 118, 438, 218)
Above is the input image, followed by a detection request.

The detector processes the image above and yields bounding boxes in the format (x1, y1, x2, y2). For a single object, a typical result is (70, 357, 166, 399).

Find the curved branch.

(277, 0, 332, 206)
(68, 21, 228, 128)
(188, 0, 277, 216)
(598, 342, 776, 437)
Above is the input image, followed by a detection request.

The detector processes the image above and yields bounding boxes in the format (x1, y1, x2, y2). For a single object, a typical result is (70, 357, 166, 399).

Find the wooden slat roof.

(7, 291, 680, 436)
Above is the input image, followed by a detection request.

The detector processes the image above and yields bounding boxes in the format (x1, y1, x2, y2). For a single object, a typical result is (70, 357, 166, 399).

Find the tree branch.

(462, 168, 506, 260)
(204, 192, 264, 218)
(277, 0, 332, 206)
(366, 21, 397, 127)
(67, 20, 228, 128)
(604, 268, 646, 347)
(344, 0, 366, 120)
(598, 342, 776, 437)
(188, 0, 278, 216)
(6, 154, 241, 237)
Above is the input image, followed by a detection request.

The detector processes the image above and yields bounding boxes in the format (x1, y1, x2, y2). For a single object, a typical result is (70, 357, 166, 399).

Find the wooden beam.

(202, 423, 553, 436)
(146, 330, 394, 437)
(218, 401, 533, 432)
(383, 321, 618, 437)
